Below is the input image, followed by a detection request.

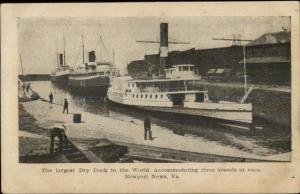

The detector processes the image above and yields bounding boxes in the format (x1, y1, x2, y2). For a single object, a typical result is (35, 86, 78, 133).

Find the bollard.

(73, 113, 81, 123)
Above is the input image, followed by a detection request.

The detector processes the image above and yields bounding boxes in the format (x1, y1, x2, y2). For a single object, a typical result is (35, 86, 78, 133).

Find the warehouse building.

(127, 31, 290, 85)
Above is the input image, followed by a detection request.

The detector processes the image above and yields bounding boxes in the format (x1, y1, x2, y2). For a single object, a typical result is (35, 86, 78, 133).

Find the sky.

(18, 17, 290, 74)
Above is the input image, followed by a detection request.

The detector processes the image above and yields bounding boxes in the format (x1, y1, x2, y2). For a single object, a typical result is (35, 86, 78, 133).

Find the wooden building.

(127, 31, 291, 84)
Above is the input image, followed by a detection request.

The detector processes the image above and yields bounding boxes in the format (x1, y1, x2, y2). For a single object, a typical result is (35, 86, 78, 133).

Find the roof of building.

(238, 56, 290, 64)
(247, 31, 290, 46)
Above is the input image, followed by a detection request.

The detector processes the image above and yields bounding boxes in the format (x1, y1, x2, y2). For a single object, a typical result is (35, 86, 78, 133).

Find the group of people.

(48, 94, 153, 154)
(48, 92, 69, 114)
(19, 81, 31, 95)
(50, 114, 153, 154)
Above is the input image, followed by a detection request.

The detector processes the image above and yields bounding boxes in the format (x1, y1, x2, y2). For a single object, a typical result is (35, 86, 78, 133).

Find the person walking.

(144, 114, 152, 140)
(63, 98, 69, 114)
(26, 82, 30, 93)
(49, 124, 68, 154)
(49, 92, 53, 104)
(22, 83, 26, 93)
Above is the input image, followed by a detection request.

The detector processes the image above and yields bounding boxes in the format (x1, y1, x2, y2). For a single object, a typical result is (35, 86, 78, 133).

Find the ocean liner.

(68, 34, 114, 95)
(51, 34, 73, 84)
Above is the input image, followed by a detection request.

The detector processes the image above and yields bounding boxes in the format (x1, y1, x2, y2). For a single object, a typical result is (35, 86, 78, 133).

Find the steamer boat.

(50, 66, 73, 83)
(107, 64, 253, 126)
(68, 33, 115, 95)
(68, 59, 112, 95)
(51, 33, 74, 84)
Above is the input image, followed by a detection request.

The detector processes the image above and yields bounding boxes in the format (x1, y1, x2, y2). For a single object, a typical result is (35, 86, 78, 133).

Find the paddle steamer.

(107, 64, 253, 126)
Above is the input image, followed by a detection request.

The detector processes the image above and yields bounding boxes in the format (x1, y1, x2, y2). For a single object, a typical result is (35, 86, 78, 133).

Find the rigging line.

(73, 50, 81, 66)
(92, 25, 103, 55)
(99, 35, 111, 61)
(98, 23, 109, 61)
(74, 34, 87, 66)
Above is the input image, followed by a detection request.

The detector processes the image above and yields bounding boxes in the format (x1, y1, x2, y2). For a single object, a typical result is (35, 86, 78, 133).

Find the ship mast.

(112, 48, 114, 65)
(243, 45, 247, 95)
(82, 33, 85, 64)
(63, 32, 66, 66)
(19, 52, 24, 75)
(56, 37, 59, 67)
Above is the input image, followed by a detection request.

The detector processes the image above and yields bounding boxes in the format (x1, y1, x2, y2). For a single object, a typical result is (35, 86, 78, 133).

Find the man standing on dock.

(49, 92, 53, 104)
(63, 98, 69, 114)
(26, 82, 31, 93)
(144, 114, 152, 140)
(22, 83, 26, 94)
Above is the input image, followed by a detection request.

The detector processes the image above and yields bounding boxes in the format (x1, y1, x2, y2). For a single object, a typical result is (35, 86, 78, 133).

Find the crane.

(136, 40, 190, 45)
(212, 34, 252, 46)
(212, 34, 252, 97)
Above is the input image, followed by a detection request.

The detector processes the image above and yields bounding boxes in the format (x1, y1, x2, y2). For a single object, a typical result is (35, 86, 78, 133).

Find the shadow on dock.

(20, 137, 285, 163)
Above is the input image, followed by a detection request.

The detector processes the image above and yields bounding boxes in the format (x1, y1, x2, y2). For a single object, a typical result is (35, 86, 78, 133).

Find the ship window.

(136, 95, 138, 98)
(161, 95, 163, 98)
(150, 95, 152, 98)
(141, 95, 143, 98)
(196, 93, 204, 102)
(132, 94, 134, 98)
(145, 94, 148, 98)
(183, 66, 189, 71)
(155, 95, 158, 99)
(179, 66, 182, 71)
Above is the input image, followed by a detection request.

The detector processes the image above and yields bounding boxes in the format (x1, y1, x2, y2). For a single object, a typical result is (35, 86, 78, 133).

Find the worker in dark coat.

(50, 125, 68, 154)
(63, 98, 68, 114)
(49, 92, 53, 104)
(144, 114, 152, 140)
(26, 82, 30, 93)
(22, 83, 26, 93)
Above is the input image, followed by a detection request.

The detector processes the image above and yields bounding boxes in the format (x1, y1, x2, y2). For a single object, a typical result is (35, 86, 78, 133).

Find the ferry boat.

(107, 64, 253, 126)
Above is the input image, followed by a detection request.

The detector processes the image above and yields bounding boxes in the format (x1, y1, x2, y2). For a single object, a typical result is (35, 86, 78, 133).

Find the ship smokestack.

(159, 23, 168, 71)
(59, 53, 64, 66)
(88, 51, 96, 62)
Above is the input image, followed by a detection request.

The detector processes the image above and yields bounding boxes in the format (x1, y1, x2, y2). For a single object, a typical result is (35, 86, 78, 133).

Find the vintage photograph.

(18, 16, 291, 163)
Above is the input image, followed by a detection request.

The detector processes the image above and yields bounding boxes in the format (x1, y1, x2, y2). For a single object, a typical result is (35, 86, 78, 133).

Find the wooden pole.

(63, 32, 66, 66)
(243, 45, 247, 95)
(20, 53, 24, 75)
(82, 33, 85, 64)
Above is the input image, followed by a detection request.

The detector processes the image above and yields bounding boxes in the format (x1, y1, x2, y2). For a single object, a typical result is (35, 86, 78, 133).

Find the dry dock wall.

(195, 83, 291, 128)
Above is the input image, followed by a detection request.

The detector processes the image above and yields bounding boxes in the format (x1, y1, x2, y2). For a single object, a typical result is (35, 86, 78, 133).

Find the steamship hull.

(68, 75, 110, 96)
(107, 96, 252, 128)
(50, 74, 69, 83)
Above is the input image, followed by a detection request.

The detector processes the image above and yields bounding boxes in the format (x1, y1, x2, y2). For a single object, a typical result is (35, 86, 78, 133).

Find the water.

(29, 81, 291, 156)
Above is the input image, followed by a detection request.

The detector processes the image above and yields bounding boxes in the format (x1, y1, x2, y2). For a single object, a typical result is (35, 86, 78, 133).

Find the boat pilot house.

(127, 64, 205, 106)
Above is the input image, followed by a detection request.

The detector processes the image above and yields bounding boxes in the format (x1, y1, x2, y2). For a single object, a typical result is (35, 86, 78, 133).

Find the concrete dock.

(19, 86, 291, 162)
